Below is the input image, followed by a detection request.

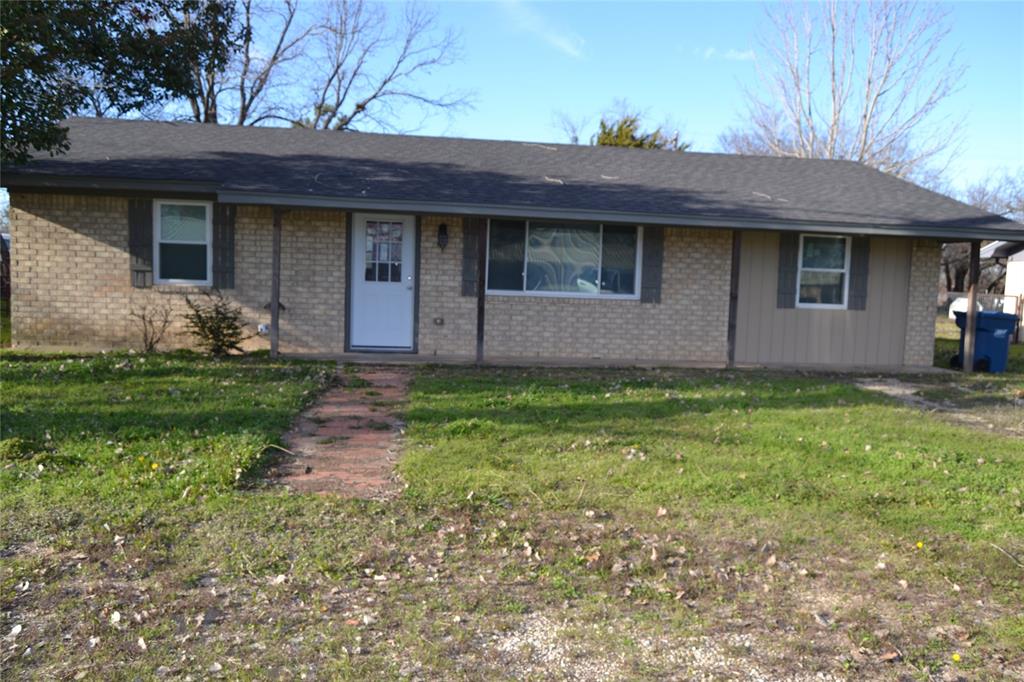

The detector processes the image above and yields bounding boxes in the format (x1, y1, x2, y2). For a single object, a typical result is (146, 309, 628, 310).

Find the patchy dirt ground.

(856, 376, 1024, 438)
(4, 503, 1022, 681)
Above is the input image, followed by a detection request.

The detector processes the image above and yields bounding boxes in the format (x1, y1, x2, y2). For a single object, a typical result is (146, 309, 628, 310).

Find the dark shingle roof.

(4, 117, 1020, 239)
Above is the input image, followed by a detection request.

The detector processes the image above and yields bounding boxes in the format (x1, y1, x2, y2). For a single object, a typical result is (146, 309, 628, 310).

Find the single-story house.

(3, 117, 1022, 368)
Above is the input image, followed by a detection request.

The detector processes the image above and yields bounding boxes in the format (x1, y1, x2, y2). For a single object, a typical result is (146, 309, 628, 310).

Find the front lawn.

(2, 354, 1022, 680)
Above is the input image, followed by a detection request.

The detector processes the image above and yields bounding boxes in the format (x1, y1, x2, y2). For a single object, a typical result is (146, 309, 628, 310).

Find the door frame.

(344, 212, 421, 353)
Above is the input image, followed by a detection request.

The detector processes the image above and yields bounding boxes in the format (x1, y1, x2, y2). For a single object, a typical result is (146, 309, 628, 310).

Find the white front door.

(350, 214, 416, 349)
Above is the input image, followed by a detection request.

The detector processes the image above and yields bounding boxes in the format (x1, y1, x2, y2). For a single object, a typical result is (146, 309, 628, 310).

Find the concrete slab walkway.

(271, 366, 410, 497)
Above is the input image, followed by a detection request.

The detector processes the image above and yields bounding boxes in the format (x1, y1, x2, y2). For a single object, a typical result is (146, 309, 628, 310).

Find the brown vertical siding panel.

(734, 232, 914, 367)
(768, 234, 787, 361)
(875, 241, 897, 364)
(735, 231, 759, 363)
(885, 240, 911, 364)
(746, 232, 767, 363)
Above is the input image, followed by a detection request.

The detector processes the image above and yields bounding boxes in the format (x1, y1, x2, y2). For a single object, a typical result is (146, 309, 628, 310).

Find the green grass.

(2, 353, 1022, 679)
(1, 352, 333, 538)
(402, 367, 1023, 542)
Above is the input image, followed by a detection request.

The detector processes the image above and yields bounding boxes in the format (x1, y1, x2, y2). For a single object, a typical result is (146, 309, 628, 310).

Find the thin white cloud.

(723, 48, 755, 62)
(698, 47, 755, 62)
(500, 0, 584, 59)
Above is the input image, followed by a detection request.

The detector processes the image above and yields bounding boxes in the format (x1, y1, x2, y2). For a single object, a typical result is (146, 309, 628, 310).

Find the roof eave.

(5, 172, 1020, 241)
(218, 190, 1022, 241)
(2, 172, 219, 196)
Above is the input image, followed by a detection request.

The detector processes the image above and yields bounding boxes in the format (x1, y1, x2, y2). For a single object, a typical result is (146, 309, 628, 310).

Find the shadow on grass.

(406, 369, 893, 434)
(1, 352, 333, 446)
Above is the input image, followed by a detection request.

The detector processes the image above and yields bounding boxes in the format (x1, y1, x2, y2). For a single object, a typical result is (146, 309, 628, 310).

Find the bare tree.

(553, 110, 588, 145)
(295, 0, 466, 130)
(964, 172, 1024, 223)
(180, 0, 310, 125)
(941, 171, 1024, 294)
(175, 0, 467, 130)
(720, 0, 965, 180)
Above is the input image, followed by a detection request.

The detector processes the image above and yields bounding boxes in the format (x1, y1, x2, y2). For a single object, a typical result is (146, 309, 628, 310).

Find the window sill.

(153, 282, 215, 294)
(486, 290, 640, 302)
(795, 303, 849, 310)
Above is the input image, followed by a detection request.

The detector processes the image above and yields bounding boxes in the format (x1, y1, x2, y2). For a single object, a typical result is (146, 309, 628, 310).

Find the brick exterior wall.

(8, 193, 760, 366)
(8, 193, 346, 353)
(484, 228, 733, 364)
(903, 238, 940, 367)
(417, 216, 478, 357)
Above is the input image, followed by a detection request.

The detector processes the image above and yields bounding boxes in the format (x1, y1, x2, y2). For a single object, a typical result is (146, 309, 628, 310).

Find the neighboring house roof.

(4, 117, 1022, 240)
(980, 240, 1024, 260)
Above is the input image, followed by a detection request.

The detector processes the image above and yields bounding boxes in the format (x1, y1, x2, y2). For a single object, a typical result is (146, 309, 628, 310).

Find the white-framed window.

(796, 233, 851, 308)
(153, 200, 213, 285)
(485, 220, 643, 299)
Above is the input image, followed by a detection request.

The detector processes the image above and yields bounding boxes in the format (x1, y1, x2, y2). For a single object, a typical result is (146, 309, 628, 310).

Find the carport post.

(270, 207, 284, 358)
(963, 240, 981, 373)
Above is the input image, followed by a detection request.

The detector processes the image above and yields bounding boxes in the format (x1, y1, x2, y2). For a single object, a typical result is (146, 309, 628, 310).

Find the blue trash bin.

(953, 310, 1019, 373)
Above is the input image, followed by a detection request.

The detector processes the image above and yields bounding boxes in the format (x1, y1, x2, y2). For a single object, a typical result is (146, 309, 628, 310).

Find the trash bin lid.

(976, 310, 1019, 321)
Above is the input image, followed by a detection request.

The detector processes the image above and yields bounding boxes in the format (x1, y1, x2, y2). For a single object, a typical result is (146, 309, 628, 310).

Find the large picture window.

(154, 200, 212, 285)
(796, 234, 850, 308)
(486, 220, 642, 298)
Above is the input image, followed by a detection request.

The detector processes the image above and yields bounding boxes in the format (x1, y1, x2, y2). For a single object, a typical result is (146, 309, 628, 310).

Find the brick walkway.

(271, 367, 410, 497)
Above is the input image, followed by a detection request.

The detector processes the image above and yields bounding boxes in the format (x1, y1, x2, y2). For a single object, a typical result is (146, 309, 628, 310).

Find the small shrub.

(129, 298, 173, 352)
(183, 291, 251, 356)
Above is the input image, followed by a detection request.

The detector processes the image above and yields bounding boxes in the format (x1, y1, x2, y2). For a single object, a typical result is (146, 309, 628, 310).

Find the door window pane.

(365, 220, 403, 282)
(487, 220, 526, 291)
(526, 223, 600, 293)
(600, 226, 638, 294)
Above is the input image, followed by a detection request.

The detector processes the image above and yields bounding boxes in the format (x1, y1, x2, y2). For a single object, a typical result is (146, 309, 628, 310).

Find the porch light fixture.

(437, 223, 449, 250)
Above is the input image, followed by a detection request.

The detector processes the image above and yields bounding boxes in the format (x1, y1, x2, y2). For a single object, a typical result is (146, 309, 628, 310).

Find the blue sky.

(398, 0, 1023, 192)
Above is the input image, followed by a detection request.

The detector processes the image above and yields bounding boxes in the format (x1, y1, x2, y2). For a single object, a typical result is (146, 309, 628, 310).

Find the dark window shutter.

(640, 225, 664, 304)
(461, 217, 485, 296)
(128, 198, 153, 288)
(212, 203, 236, 289)
(847, 236, 870, 310)
(776, 232, 799, 308)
